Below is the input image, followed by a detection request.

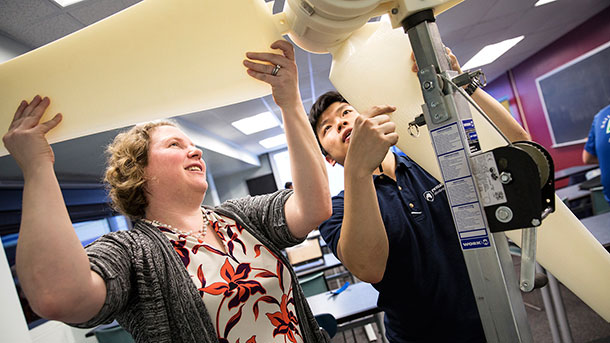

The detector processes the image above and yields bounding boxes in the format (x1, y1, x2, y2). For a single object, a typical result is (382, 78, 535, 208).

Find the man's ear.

(325, 155, 337, 167)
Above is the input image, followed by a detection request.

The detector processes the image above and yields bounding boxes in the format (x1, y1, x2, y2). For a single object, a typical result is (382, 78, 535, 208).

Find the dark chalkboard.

(536, 41, 610, 147)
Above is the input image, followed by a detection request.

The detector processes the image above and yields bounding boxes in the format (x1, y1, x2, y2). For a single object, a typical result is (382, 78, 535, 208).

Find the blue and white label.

(462, 119, 481, 153)
(461, 237, 491, 249)
(431, 123, 490, 251)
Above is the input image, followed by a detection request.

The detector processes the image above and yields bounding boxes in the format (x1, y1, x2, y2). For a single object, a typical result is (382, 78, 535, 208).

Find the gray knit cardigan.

(70, 190, 330, 343)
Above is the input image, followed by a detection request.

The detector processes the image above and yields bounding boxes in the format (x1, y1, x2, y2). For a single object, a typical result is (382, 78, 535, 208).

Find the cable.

(439, 74, 513, 146)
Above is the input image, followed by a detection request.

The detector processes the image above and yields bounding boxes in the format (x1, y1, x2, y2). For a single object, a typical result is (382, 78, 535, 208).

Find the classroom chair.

(591, 186, 610, 215)
(315, 313, 338, 338)
(298, 271, 328, 297)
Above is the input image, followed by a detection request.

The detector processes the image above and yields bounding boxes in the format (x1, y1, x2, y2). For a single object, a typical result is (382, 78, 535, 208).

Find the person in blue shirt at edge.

(582, 104, 610, 205)
(307, 48, 532, 343)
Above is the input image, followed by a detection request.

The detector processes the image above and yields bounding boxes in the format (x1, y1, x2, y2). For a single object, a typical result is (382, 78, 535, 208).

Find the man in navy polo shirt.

(583, 104, 610, 205)
(307, 54, 531, 342)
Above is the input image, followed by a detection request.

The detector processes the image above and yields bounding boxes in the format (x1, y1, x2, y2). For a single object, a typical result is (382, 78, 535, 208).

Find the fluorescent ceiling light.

(259, 134, 286, 149)
(462, 36, 525, 70)
(535, 0, 557, 7)
(231, 111, 279, 135)
(52, 0, 87, 7)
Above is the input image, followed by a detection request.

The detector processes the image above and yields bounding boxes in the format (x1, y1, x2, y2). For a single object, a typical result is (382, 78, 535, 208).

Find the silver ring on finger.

(271, 64, 281, 76)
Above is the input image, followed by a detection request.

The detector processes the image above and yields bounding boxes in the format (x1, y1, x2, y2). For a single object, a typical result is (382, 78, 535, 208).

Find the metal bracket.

(418, 66, 450, 124)
(452, 69, 487, 88)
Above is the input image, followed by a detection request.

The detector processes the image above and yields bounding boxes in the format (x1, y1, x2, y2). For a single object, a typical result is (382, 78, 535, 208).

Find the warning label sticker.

(452, 203, 485, 232)
(452, 200, 491, 250)
(431, 123, 462, 155)
(471, 152, 507, 206)
(438, 150, 470, 181)
(446, 177, 478, 206)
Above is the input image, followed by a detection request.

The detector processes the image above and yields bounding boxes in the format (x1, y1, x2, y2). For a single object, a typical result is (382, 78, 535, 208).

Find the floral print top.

(159, 210, 304, 343)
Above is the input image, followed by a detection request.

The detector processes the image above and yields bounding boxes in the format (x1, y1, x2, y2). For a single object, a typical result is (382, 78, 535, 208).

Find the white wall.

(0, 33, 29, 63)
(202, 170, 221, 206)
(215, 153, 274, 202)
(0, 32, 32, 343)
(0, 244, 31, 343)
(269, 148, 346, 197)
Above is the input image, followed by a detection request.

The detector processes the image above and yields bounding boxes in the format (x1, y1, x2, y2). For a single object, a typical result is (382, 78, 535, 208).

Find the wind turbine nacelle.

(280, 0, 462, 53)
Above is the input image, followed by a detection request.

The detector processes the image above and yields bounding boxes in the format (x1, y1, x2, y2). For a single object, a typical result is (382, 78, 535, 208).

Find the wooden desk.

(306, 282, 380, 324)
(580, 211, 610, 247)
(294, 253, 342, 278)
(554, 165, 598, 181)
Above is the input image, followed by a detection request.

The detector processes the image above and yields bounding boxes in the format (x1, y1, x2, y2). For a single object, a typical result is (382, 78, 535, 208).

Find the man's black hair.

(308, 91, 348, 156)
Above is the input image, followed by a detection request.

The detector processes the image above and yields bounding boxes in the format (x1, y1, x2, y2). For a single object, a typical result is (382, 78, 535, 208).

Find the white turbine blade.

(328, 20, 610, 322)
(0, 0, 283, 156)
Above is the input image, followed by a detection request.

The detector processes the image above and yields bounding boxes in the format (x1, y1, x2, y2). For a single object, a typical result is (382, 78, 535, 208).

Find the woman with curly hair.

(2, 40, 332, 343)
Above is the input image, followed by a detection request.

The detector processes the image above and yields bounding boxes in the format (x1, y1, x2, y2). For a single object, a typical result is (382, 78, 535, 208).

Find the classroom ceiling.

(0, 0, 608, 183)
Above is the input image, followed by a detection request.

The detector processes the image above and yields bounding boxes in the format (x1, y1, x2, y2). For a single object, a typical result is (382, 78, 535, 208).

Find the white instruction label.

(471, 152, 507, 206)
(431, 123, 462, 155)
(452, 203, 485, 232)
(438, 150, 470, 181)
(446, 177, 478, 206)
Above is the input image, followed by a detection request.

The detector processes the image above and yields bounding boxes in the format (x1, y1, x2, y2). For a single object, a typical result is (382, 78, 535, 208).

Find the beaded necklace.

(142, 209, 211, 241)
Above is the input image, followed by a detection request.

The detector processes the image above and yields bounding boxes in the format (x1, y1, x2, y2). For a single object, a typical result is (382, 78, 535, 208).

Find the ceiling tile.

(0, 0, 62, 47)
(69, 0, 126, 25)
(299, 74, 315, 102)
(508, 0, 609, 38)
(311, 78, 336, 103)
(463, 11, 524, 41)
(14, 0, 61, 24)
(121, 0, 142, 8)
(438, 26, 472, 50)
(18, 13, 83, 47)
(437, 0, 498, 34)
(483, 0, 535, 21)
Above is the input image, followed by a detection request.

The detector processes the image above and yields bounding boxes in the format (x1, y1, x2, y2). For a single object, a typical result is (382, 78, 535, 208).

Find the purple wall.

(484, 73, 524, 127)
(485, 6, 610, 188)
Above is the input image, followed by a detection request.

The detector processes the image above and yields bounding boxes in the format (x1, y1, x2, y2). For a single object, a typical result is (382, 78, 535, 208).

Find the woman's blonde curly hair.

(104, 120, 175, 220)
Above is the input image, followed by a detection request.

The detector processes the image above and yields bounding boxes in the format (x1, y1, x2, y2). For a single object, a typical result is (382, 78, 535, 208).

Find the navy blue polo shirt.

(319, 153, 485, 342)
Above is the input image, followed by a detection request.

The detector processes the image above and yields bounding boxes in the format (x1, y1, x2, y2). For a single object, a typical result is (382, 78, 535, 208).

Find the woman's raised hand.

(244, 40, 301, 110)
(2, 95, 62, 175)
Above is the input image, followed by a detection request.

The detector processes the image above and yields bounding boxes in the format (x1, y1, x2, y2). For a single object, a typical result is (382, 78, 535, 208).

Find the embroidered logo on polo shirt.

(423, 183, 444, 202)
